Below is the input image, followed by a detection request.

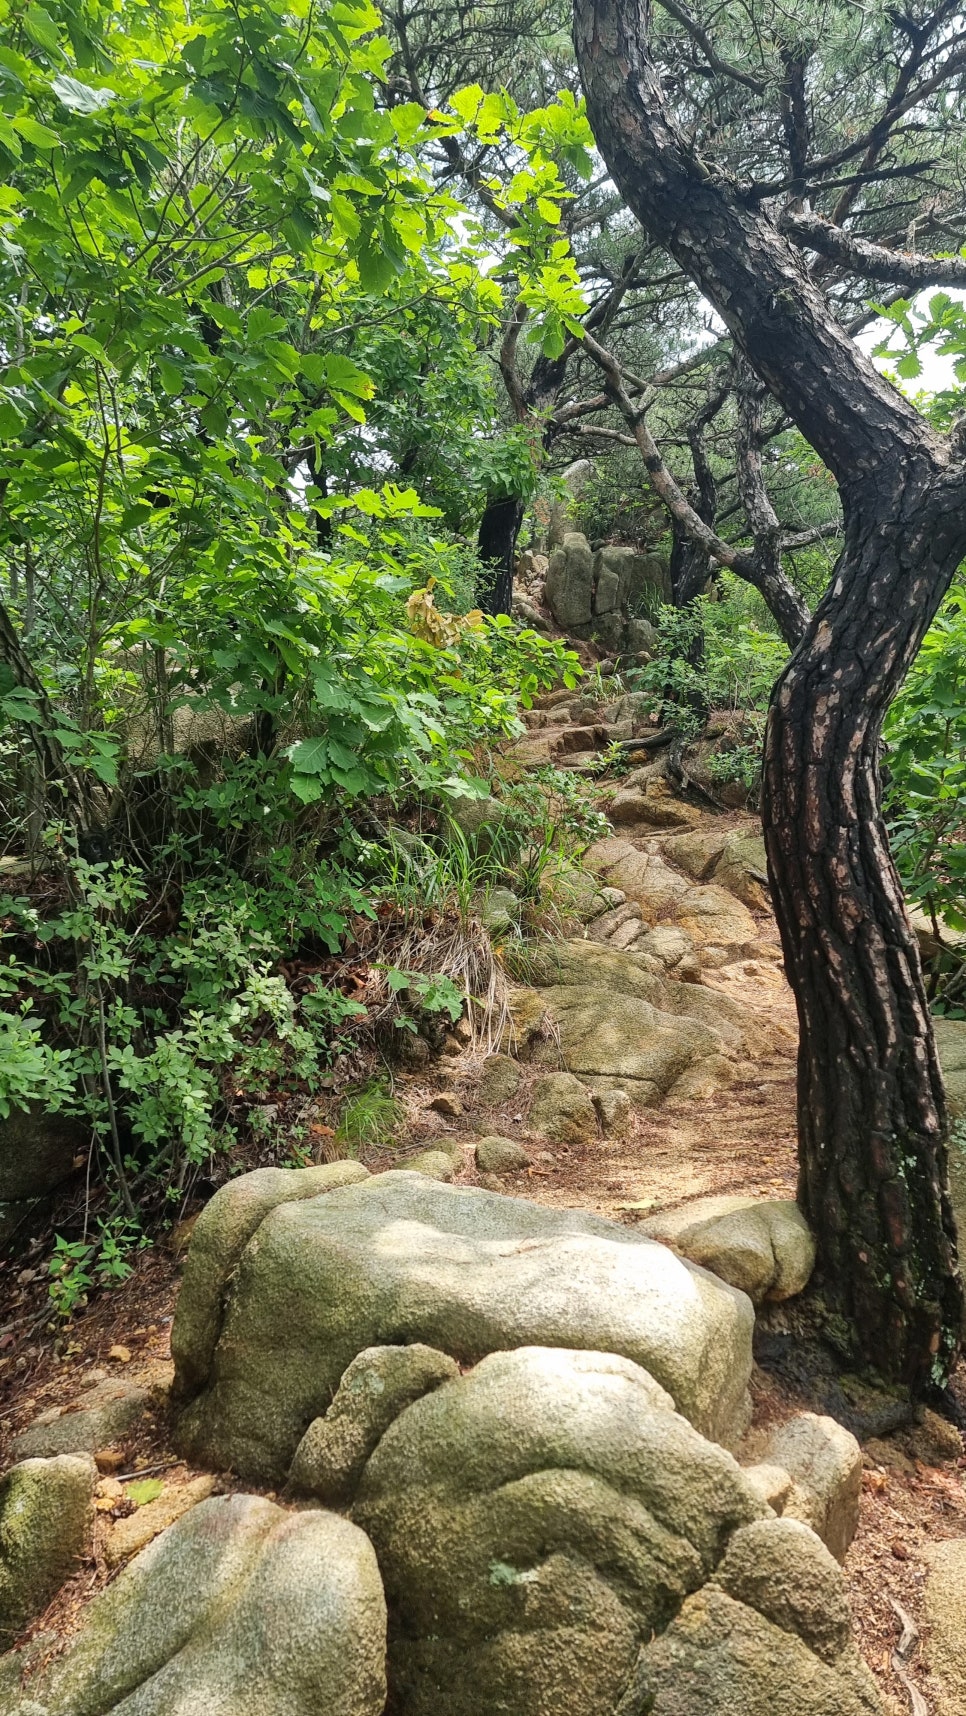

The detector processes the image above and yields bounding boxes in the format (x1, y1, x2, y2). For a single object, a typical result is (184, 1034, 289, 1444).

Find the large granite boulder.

(711, 831, 770, 910)
(171, 1159, 370, 1397)
(173, 1173, 755, 1480)
(594, 544, 671, 617)
(677, 883, 759, 950)
(638, 1580, 884, 1715)
(608, 785, 706, 833)
(546, 531, 595, 629)
(658, 827, 732, 881)
(287, 1344, 460, 1506)
(510, 938, 750, 1054)
(5, 1494, 387, 1716)
(0, 1455, 95, 1648)
(585, 837, 694, 914)
(350, 1347, 883, 1716)
(641, 1195, 816, 1305)
(544, 532, 669, 649)
(521, 985, 732, 1103)
(760, 1413, 863, 1563)
(585, 836, 759, 949)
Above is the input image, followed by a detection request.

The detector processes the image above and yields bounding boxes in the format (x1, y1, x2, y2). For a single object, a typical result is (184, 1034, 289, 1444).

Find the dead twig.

(889, 1596, 928, 1716)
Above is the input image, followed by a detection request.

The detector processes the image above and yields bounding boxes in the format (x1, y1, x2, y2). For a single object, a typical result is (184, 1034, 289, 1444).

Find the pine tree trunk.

(574, 0, 966, 1387)
(763, 484, 965, 1389)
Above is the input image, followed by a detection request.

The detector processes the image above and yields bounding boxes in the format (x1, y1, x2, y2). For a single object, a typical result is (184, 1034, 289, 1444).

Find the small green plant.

(0, 1007, 76, 1121)
(126, 1478, 165, 1507)
(706, 730, 765, 801)
(336, 1083, 401, 1153)
(47, 1217, 150, 1318)
(598, 739, 632, 780)
(385, 968, 464, 1034)
(624, 591, 789, 732)
(47, 1237, 95, 1319)
(301, 980, 369, 1031)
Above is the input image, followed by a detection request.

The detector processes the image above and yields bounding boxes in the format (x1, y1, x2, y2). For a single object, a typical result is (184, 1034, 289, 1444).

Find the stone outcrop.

(584, 836, 759, 951)
(638, 1579, 883, 1715)
(172, 1171, 755, 1479)
(474, 1135, 532, 1173)
(516, 983, 732, 1104)
(400, 1147, 458, 1180)
(760, 1412, 863, 1562)
(527, 1070, 599, 1140)
(641, 1195, 816, 1305)
(5, 1494, 387, 1716)
(660, 827, 770, 910)
(477, 1052, 522, 1105)
(503, 938, 761, 1102)
(12, 1376, 154, 1462)
(511, 938, 751, 1053)
(544, 531, 668, 654)
(170, 1159, 370, 1398)
(351, 1346, 883, 1716)
(0, 1455, 95, 1648)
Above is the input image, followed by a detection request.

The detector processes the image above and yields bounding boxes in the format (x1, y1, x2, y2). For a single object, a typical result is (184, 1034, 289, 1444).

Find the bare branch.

(580, 330, 749, 571)
(780, 519, 843, 551)
(654, 0, 766, 92)
(783, 210, 966, 290)
(499, 302, 529, 419)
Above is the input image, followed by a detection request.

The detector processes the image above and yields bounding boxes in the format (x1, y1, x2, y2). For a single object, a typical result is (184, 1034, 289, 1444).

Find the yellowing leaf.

(126, 1478, 164, 1507)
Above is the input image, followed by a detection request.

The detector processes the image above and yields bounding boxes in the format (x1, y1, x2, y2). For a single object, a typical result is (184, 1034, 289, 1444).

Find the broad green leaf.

(287, 736, 329, 774)
(289, 772, 325, 804)
(51, 73, 116, 112)
(12, 114, 62, 149)
(23, 5, 60, 53)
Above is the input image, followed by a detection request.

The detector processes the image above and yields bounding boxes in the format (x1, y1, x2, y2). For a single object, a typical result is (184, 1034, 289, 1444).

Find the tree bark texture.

(574, 0, 966, 1388)
(476, 493, 523, 615)
(477, 352, 569, 615)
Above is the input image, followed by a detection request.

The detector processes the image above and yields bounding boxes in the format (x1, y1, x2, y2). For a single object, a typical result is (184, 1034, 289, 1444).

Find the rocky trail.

(2, 617, 966, 1716)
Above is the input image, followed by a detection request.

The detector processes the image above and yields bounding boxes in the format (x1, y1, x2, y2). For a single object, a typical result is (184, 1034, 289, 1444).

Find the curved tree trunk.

(574, 0, 966, 1388)
(764, 484, 964, 1389)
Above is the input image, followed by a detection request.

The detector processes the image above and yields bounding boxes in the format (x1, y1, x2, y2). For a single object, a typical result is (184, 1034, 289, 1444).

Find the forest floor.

(2, 727, 965, 1711)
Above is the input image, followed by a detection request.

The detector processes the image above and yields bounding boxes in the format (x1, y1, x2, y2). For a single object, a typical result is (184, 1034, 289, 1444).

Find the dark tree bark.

(574, 0, 966, 1390)
(476, 348, 568, 615)
(476, 493, 524, 615)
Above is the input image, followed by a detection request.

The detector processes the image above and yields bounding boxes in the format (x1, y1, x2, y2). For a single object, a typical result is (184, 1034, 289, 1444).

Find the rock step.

(549, 753, 603, 773)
